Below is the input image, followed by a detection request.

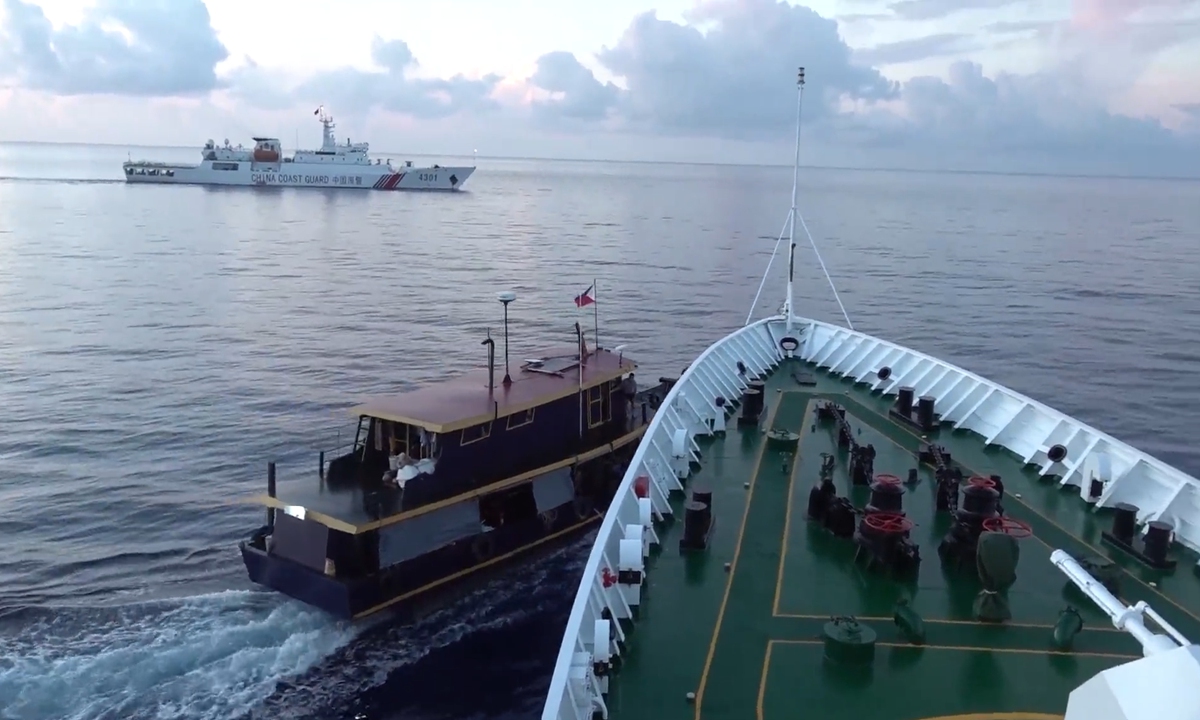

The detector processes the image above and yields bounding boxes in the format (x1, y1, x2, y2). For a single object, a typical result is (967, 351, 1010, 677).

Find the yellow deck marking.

(756, 639, 775, 720)
(758, 638, 1098, 720)
(917, 715, 1063, 720)
(693, 392, 785, 720)
(772, 399, 815, 616)
(773, 613, 1124, 632)
(770, 395, 1125, 628)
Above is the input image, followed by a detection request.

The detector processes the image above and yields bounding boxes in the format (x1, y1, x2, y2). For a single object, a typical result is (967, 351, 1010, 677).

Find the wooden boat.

(239, 295, 663, 619)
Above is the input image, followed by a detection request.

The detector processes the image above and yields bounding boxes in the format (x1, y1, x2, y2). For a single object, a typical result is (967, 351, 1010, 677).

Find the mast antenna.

(784, 67, 805, 332)
(746, 67, 855, 331)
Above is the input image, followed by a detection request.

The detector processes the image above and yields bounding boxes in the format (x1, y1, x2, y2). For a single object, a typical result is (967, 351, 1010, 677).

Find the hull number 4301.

(418, 173, 438, 182)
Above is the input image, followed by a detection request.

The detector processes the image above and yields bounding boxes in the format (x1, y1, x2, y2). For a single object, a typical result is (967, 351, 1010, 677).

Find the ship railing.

(541, 315, 790, 720)
(124, 160, 187, 168)
(796, 319, 1200, 554)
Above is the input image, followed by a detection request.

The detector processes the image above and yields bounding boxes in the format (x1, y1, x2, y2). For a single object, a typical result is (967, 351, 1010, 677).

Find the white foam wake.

(0, 590, 359, 720)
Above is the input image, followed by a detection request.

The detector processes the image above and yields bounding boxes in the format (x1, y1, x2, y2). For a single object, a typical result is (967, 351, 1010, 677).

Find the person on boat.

(621, 372, 638, 430)
(383, 440, 414, 486)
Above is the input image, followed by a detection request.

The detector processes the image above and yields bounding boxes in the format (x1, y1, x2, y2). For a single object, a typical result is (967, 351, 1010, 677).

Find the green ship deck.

(603, 360, 1200, 720)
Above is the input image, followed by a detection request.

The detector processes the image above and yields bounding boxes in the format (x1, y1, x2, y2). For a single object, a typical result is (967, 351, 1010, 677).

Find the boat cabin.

(332, 346, 637, 505)
(247, 344, 643, 531)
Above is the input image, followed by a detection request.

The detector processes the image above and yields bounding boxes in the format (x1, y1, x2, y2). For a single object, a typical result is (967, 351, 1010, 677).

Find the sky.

(1, 0, 1199, 175)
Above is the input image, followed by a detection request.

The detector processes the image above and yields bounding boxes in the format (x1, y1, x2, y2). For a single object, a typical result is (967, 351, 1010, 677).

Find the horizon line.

(1, 140, 1197, 183)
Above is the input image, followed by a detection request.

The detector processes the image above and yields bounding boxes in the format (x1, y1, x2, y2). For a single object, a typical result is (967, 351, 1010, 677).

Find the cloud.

(517, 0, 1198, 174)
(230, 37, 502, 121)
(586, 0, 896, 140)
(0, 0, 227, 96)
(887, 0, 1028, 21)
(853, 33, 981, 65)
(528, 51, 620, 123)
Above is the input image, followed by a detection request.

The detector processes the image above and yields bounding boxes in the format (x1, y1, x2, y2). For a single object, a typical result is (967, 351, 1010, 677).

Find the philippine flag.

(574, 284, 596, 307)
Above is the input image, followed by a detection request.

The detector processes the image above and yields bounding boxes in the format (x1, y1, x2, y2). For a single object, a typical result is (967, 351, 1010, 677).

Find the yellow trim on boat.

(352, 514, 602, 619)
(243, 425, 646, 535)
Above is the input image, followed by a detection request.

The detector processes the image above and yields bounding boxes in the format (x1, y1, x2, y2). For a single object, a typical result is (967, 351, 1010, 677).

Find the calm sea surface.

(1, 143, 1198, 719)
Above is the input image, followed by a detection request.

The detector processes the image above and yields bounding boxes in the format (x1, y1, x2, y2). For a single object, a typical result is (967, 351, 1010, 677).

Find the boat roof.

(348, 347, 636, 433)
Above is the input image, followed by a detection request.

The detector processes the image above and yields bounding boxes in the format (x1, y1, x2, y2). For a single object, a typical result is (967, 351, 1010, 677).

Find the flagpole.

(576, 321, 584, 439)
(593, 277, 599, 350)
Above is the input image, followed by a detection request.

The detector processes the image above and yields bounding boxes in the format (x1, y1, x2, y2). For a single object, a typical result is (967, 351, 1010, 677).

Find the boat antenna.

(745, 67, 855, 331)
(497, 291, 517, 386)
(784, 67, 805, 332)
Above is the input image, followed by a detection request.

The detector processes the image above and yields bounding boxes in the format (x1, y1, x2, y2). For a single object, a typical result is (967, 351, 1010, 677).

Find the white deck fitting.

(541, 313, 1200, 720)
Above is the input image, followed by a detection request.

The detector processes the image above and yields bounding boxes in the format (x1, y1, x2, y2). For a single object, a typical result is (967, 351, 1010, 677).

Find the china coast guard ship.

(542, 68, 1200, 720)
(123, 106, 473, 191)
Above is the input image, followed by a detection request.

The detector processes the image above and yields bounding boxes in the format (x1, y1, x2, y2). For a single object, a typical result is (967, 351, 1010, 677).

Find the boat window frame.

(506, 407, 536, 431)
(587, 384, 605, 429)
(461, 419, 493, 446)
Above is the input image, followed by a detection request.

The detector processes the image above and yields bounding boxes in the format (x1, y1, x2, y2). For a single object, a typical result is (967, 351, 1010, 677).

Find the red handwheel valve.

(601, 567, 618, 588)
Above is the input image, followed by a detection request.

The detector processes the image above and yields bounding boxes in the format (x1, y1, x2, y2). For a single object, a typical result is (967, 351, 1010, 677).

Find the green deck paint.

(603, 360, 1200, 720)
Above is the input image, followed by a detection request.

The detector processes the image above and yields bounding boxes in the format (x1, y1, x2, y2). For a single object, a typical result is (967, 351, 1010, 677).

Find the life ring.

(780, 336, 800, 352)
(574, 495, 594, 519)
(471, 533, 496, 563)
(541, 508, 558, 530)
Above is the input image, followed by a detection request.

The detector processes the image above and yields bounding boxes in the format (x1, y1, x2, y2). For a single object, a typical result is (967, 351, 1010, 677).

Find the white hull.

(123, 162, 473, 191)
(541, 313, 1200, 720)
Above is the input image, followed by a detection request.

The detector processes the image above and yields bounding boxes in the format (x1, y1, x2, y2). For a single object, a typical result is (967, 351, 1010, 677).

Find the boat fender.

(574, 495, 594, 519)
(779, 336, 800, 353)
(541, 508, 558, 530)
(471, 533, 495, 563)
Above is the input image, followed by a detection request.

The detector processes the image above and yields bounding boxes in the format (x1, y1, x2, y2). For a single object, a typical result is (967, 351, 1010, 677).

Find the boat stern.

(239, 532, 358, 619)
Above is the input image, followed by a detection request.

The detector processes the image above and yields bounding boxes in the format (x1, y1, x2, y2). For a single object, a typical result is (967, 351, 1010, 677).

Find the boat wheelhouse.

(240, 301, 663, 620)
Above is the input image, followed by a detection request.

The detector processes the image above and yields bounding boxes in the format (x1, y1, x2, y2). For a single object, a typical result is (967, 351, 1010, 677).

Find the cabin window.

(506, 408, 535, 430)
(461, 420, 492, 446)
(213, 161, 239, 171)
(587, 385, 604, 428)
